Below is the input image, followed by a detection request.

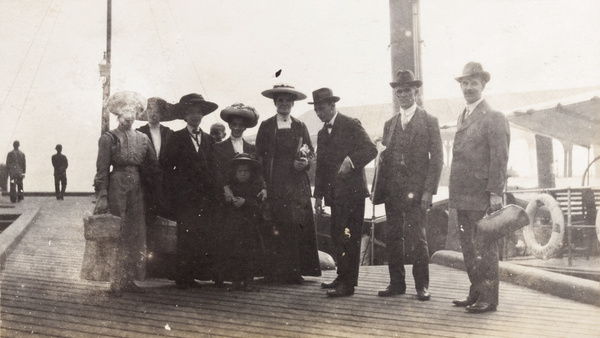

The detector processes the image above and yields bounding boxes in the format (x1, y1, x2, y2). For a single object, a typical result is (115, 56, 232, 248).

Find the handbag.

(83, 214, 121, 241)
(476, 204, 530, 241)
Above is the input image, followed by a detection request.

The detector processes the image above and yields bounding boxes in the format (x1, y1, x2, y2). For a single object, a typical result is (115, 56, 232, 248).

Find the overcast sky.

(1, 0, 599, 191)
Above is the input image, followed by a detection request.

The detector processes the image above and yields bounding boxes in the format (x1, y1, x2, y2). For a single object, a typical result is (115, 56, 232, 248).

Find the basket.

(83, 214, 122, 240)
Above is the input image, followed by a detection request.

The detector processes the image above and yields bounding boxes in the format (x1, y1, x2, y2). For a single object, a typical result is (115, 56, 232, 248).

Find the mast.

(389, 0, 422, 110)
(100, 0, 112, 135)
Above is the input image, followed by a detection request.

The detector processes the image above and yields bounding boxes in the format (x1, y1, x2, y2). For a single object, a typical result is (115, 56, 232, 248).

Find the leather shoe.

(122, 281, 145, 293)
(416, 288, 430, 301)
(378, 285, 405, 297)
(452, 298, 476, 307)
(321, 279, 339, 289)
(326, 284, 354, 297)
(466, 302, 497, 313)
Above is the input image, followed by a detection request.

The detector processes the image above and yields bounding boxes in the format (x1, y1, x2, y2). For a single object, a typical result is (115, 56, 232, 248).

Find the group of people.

(81, 61, 509, 315)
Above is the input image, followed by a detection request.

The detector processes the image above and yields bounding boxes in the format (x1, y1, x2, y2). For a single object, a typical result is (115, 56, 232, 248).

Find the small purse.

(83, 214, 121, 241)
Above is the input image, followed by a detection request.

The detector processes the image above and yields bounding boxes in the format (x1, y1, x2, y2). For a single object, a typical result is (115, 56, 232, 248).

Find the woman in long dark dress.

(255, 84, 321, 284)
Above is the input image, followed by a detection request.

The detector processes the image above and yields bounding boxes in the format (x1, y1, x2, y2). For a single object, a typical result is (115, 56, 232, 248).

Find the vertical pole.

(567, 187, 572, 267)
(101, 0, 112, 135)
(389, 0, 422, 112)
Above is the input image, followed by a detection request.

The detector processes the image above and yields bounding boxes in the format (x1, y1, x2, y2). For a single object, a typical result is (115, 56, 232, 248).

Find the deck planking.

(1, 197, 599, 337)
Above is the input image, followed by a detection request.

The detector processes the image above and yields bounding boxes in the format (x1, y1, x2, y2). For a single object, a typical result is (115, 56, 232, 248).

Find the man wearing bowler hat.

(449, 62, 510, 313)
(162, 93, 222, 289)
(312, 88, 377, 297)
(375, 70, 443, 301)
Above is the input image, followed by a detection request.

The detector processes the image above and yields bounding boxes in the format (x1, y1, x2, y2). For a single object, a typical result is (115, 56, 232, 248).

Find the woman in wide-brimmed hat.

(82, 91, 160, 297)
(255, 84, 321, 284)
(161, 92, 224, 289)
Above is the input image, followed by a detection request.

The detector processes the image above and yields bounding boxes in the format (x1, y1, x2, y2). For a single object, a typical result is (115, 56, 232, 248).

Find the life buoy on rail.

(596, 210, 600, 245)
(523, 194, 565, 260)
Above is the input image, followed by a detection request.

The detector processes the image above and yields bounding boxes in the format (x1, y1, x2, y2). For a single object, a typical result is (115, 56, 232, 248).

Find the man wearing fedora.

(313, 88, 377, 297)
(375, 70, 443, 301)
(162, 93, 222, 289)
(449, 62, 510, 313)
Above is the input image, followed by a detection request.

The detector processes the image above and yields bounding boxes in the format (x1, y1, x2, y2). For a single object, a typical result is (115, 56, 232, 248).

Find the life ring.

(523, 193, 564, 260)
(596, 210, 600, 244)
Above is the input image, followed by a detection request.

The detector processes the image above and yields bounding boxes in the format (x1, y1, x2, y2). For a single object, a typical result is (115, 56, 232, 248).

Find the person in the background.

(6, 140, 26, 203)
(51, 144, 68, 200)
(86, 91, 160, 297)
(210, 123, 227, 142)
(375, 70, 443, 301)
(449, 62, 510, 313)
(256, 84, 321, 284)
(162, 93, 222, 289)
(137, 97, 174, 161)
(312, 88, 377, 297)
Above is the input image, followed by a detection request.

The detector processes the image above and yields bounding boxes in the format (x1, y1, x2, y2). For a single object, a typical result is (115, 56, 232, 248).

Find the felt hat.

(389, 70, 423, 88)
(220, 103, 260, 128)
(229, 153, 262, 173)
(308, 87, 340, 105)
(455, 62, 491, 83)
(106, 91, 147, 116)
(261, 84, 307, 101)
(173, 93, 218, 119)
(136, 97, 178, 122)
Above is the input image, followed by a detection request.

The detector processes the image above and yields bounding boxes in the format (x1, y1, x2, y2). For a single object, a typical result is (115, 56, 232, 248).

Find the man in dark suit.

(313, 88, 377, 297)
(51, 144, 68, 200)
(6, 140, 26, 203)
(376, 70, 443, 301)
(137, 97, 174, 161)
(162, 93, 221, 289)
(449, 62, 510, 313)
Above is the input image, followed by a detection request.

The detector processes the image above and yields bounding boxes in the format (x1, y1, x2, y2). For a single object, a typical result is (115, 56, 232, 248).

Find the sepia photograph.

(1, 0, 599, 336)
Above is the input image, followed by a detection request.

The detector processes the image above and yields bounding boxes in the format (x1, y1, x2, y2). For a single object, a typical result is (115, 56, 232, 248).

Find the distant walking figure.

(6, 140, 26, 203)
(51, 144, 68, 200)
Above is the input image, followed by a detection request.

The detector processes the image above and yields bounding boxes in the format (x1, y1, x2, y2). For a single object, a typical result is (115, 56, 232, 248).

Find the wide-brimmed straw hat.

(308, 87, 340, 105)
(261, 84, 307, 101)
(106, 91, 147, 116)
(389, 70, 423, 88)
(229, 153, 262, 173)
(136, 97, 178, 122)
(173, 93, 218, 119)
(455, 62, 491, 83)
(220, 103, 260, 128)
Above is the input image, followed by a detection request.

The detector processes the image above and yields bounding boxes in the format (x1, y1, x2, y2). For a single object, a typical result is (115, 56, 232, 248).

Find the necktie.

(324, 122, 333, 134)
(401, 114, 408, 129)
(465, 107, 470, 117)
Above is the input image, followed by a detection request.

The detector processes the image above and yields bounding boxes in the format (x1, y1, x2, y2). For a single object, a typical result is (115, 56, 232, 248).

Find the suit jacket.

(314, 113, 377, 206)
(449, 99, 510, 211)
(376, 106, 443, 201)
(161, 127, 221, 207)
(6, 149, 26, 177)
(137, 124, 174, 160)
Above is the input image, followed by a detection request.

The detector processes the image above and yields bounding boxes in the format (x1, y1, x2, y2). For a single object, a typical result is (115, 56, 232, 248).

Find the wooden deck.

(1, 197, 599, 337)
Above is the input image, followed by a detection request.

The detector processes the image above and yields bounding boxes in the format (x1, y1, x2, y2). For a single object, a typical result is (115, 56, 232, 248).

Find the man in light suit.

(376, 70, 443, 301)
(162, 93, 221, 289)
(313, 88, 377, 297)
(449, 62, 510, 313)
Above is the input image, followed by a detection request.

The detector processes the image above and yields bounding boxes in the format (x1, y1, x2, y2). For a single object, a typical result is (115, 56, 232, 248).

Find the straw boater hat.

(173, 93, 218, 119)
(455, 62, 491, 84)
(389, 70, 423, 88)
(261, 84, 307, 101)
(220, 103, 260, 128)
(307, 87, 340, 105)
(136, 97, 178, 122)
(106, 91, 147, 116)
(229, 153, 262, 174)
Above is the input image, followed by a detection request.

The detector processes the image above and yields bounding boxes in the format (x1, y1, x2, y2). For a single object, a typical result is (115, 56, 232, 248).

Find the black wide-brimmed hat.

(455, 62, 491, 83)
(136, 97, 178, 122)
(106, 91, 147, 116)
(229, 153, 262, 173)
(261, 84, 307, 101)
(220, 103, 260, 128)
(389, 70, 423, 88)
(173, 93, 218, 119)
(308, 87, 340, 105)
